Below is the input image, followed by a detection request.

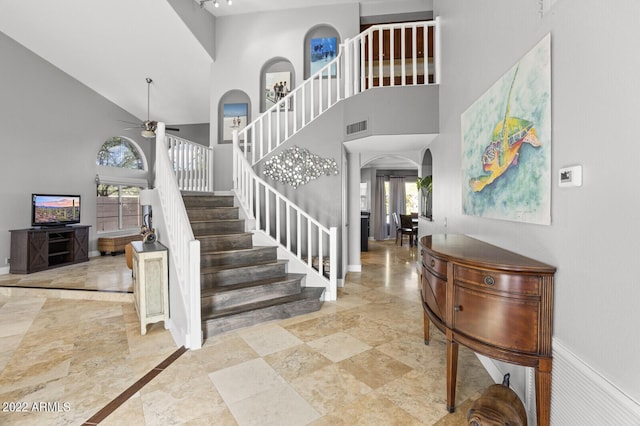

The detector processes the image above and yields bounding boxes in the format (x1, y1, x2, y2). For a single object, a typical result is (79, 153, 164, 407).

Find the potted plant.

(417, 176, 433, 219)
(416, 175, 432, 194)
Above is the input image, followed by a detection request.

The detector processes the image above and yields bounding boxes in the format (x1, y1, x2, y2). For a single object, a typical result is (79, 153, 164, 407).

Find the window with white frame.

(95, 137, 147, 232)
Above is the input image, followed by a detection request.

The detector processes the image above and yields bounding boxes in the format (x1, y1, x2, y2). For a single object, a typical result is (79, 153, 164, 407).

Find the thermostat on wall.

(559, 165, 582, 187)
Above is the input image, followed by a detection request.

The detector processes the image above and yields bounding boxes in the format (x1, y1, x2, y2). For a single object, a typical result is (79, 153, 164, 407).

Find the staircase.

(183, 193, 325, 338)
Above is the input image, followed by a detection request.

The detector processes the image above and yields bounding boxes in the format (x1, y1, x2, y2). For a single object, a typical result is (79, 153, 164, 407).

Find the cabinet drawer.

(422, 270, 446, 321)
(453, 286, 539, 353)
(454, 265, 540, 296)
(423, 251, 447, 276)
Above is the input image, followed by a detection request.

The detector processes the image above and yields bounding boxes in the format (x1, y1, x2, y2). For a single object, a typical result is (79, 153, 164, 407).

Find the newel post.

(343, 38, 352, 98)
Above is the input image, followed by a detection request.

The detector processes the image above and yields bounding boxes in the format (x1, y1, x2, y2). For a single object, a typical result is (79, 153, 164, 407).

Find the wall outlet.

(4, 257, 9, 265)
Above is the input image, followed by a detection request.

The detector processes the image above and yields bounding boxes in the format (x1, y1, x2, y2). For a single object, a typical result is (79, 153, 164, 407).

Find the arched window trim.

(95, 136, 149, 234)
(96, 136, 148, 171)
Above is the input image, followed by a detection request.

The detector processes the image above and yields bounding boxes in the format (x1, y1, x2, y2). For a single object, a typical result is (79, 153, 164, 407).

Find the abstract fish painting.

(461, 34, 551, 225)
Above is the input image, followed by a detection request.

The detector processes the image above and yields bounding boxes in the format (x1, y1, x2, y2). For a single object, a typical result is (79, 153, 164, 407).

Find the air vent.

(346, 120, 368, 135)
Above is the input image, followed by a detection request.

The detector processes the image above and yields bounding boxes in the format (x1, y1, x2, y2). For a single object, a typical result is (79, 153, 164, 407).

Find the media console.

(420, 234, 555, 426)
(9, 225, 91, 274)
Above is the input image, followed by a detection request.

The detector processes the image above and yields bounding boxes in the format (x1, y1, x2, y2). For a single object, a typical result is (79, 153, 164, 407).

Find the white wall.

(210, 4, 360, 143)
(430, 0, 640, 408)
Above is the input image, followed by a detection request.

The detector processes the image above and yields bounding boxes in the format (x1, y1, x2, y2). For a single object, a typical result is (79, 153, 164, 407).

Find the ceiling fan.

(123, 77, 179, 139)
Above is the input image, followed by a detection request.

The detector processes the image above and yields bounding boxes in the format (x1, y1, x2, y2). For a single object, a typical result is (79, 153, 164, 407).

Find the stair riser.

(192, 220, 245, 236)
(201, 263, 287, 288)
(187, 207, 239, 221)
(202, 297, 322, 337)
(201, 247, 277, 269)
(198, 234, 253, 252)
(202, 279, 302, 311)
(183, 196, 234, 208)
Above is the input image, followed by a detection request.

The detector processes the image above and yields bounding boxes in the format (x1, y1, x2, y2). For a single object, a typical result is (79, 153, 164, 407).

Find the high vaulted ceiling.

(0, 0, 394, 126)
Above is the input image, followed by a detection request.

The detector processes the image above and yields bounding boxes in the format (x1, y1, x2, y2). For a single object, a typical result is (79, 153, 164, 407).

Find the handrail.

(167, 135, 214, 192)
(154, 123, 202, 349)
(237, 19, 439, 165)
(232, 132, 338, 300)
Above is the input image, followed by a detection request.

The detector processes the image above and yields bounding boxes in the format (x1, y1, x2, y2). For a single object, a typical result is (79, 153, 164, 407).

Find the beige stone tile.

(290, 364, 372, 416)
(283, 314, 347, 342)
(140, 352, 228, 424)
(342, 319, 407, 348)
(337, 349, 413, 389)
(309, 393, 423, 426)
(376, 332, 447, 373)
(237, 323, 303, 356)
(0, 240, 499, 426)
(375, 369, 450, 422)
(306, 332, 371, 363)
(263, 343, 332, 381)
(209, 358, 286, 405)
(227, 382, 321, 426)
(100, 393, 146, 426)
(192, 334, 259, 373)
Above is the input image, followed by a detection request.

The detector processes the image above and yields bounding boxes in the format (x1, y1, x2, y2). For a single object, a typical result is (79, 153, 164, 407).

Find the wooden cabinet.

(9, 226, 90, 274)
(131, 241, 169, 335)
(420, 234, 555, 426)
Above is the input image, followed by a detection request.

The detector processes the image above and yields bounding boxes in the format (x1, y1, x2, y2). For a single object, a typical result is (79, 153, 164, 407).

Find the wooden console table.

(420, 234, 555, 426)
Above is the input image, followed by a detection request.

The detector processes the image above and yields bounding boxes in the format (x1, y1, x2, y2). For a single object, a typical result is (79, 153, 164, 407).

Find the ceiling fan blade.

(166, 127, 180, 131)
(118, 119, 142, 126)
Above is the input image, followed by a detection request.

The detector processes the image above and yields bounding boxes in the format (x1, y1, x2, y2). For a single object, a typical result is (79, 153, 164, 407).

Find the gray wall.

(167, 0, 216, 60)
(0, 31, 152, 265)
(429, 0, 640, 405)
(168, 123, 210, 146)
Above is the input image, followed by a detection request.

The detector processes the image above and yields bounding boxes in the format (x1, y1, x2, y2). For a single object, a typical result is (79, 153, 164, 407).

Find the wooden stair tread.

(201, 273, 305, 296)
(182, 192, 325, 339)
(200, 246, 273, 256)
(201, 259, 288, 274)
(190, 218, 243, 224)
(201, 287, 324, 319)
(196, 232, 253, 240)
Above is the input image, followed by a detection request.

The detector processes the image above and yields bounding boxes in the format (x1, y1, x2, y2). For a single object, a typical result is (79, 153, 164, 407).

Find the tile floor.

(0, 240, 493, 425)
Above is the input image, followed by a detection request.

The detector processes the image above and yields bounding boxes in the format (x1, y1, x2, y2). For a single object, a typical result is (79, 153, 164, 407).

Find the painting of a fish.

(461, 34, 551, 225)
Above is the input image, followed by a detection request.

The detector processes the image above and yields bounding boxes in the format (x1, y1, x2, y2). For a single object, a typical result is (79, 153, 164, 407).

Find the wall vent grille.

(550, 339, 640, 424)
(346, 120, 367, 135)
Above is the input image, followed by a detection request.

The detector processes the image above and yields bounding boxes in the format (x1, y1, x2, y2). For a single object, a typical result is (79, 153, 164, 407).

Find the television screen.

(32, 194, 81, 227)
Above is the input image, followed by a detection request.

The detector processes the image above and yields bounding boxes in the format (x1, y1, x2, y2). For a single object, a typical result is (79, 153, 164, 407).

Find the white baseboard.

(347, 264, 362, 272)
(0, 265, 9, 275)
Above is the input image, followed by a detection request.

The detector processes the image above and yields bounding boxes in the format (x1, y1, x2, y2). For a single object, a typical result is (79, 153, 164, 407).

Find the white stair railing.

(167, 135, 214, 192)
(232, 132, 338, 300)
(154, 123, 202, 349)
(237, 19, 440, 166)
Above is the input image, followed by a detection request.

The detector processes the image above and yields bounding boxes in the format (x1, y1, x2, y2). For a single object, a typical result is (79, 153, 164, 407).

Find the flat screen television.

(31, 194, 81, 227)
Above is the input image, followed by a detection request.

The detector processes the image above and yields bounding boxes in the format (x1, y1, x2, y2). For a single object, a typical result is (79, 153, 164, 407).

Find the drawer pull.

(454, 305, 462, 312)
(483, 275, 495, 286)
(430, 259, 435, 267)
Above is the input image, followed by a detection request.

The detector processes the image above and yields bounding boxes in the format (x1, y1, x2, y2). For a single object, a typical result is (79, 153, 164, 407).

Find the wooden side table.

(131, 241, 169, 335)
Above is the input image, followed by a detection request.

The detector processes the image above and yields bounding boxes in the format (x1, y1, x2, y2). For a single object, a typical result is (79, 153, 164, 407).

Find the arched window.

(96, 137, 144, 169)
(95, 137, 147, 233)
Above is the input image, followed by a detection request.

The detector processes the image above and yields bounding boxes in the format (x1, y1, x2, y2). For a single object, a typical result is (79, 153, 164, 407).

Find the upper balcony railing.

(236, 19, 440, 165)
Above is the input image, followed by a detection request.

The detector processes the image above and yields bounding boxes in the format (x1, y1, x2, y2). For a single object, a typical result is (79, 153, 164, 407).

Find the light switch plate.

(559, 165, 582, 187)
